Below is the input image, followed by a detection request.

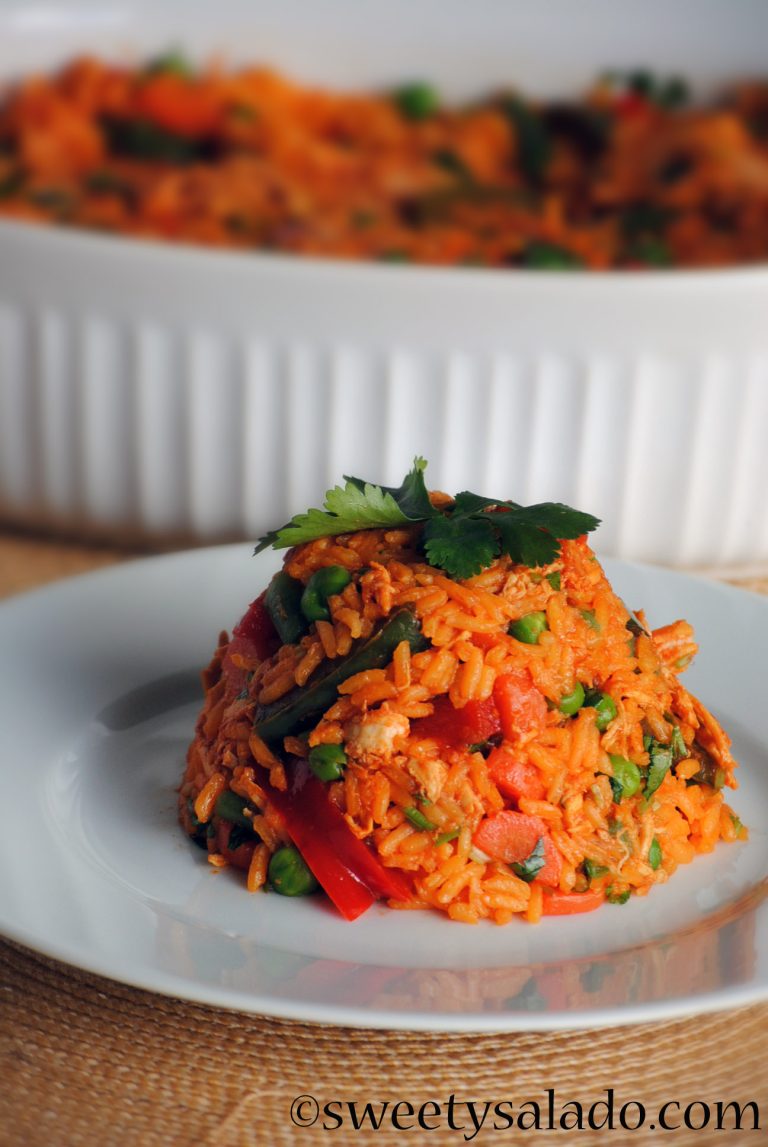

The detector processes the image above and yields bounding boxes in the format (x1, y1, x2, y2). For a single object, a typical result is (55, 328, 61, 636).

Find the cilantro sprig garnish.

(255, 458, 599, 579)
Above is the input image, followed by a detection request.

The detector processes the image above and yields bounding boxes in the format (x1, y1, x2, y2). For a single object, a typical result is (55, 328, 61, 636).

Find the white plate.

(0, 546, 765, 1031)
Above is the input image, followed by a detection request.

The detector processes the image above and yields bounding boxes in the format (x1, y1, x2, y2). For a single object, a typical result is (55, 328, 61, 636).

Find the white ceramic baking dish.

(1, 0, 767, 567)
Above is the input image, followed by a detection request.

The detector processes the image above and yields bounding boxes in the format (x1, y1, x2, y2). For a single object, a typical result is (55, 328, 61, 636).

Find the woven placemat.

(0, 532, 766, 1146)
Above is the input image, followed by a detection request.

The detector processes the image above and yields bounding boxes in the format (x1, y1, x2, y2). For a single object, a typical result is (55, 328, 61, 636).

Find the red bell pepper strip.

(473, 810, 562, 887)
(232, 591, 280, 659)
(541, 889, 605, 915)
(261, 760, 413, 921)
(223, 592, 279, 692)
(493, 670, 548, 743)
(412, 694, 502, 748)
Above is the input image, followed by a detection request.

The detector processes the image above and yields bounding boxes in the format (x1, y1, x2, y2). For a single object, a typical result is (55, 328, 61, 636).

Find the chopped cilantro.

(583, 858, 609, 881)
(606, 887, 631, 905)
(227, 822, 256, 851)
(648, 838, 663, 870)
(670, 724, 688, 760)
(511, 837, 546, 882)
(645, 740, 673, 799)
(255, 458, 600, 579)
(467, 736, 501, 757)
(580, 608, 601, 631)
(546, 571, 561, 591)
(607, 818, 633, 852)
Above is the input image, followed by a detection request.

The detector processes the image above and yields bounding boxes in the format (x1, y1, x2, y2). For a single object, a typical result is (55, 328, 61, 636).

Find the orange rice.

(179, 523, 745, 924)
(2, 55, 768, 268)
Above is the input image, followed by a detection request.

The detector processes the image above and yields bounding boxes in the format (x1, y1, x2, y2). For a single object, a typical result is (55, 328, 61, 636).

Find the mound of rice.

(180, 522, 745, 924)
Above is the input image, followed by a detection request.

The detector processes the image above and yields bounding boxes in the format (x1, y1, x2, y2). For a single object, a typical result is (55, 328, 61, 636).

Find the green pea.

(648, 838, 662, 870)
(608, 755, 642, 800)
(587, 690, 618, 732)
(559, 681, 585, 716)
(308, 743, 348, 782)
(395, 82, 439, 121)
(300, 565, 352, 622)
(510, 611, 548, 644)
(268, 847, 318, 897)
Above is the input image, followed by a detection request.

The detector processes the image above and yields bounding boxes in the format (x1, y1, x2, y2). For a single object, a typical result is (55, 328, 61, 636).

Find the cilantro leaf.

(515, 502, 600, 539)
(255, 458, 435, 552)
(345, 456, 437, 521)
(452, 490, 507, 515)
(254, 457, 601, 577)
(492, 512, 561, 566)
(511, 837, 546, 882)
(422, 514, 498, 578)
(324, 480, 406, 527)
(254, 478, 410, 552)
